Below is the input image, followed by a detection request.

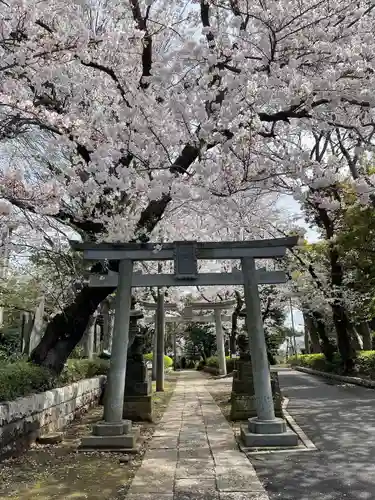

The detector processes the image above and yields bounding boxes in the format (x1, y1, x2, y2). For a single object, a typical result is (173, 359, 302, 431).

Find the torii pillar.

(139, 299, 178, 390)
(187, 300, 235, 376)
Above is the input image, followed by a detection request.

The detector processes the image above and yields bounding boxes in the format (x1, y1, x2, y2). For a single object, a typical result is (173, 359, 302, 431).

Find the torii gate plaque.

(71, 236, 299, 449)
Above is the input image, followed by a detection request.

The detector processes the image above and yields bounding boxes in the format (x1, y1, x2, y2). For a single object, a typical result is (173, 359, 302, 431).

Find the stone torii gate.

(138, 299, 178, 389)
(186, 299, 236, 376)
(71, 237, 299, 450)
(144, 311, 233, 372)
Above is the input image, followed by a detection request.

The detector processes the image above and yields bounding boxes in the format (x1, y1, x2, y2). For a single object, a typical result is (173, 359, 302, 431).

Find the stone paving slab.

(216, 465, 266, 492)
(178, 446, 213, 459)
(176, 458, 215, 478)
(126, 371, 269, 499)
(149, 435, 179, 448)
(175, 477, 219, 499)
(219, 494, 270, 500)
(126, 495, 174, 500)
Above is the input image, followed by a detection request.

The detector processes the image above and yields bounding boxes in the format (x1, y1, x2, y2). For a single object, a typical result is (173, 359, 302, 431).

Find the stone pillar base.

(78, 419, 140, 451)
(123, 395, 153, 422)
(230, 393, 283, 421)
(241, 426, 298, 447)
(240, 417, 298, 448)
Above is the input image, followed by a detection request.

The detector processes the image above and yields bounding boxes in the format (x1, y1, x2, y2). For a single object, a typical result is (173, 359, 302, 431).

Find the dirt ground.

(0, 377, 178, 500)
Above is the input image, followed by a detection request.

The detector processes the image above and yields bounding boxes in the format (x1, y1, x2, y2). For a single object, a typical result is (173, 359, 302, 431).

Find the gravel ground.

(0, 377, 178, 500)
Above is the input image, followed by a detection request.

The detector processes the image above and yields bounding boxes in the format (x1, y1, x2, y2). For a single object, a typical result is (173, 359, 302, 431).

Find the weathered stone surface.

(37, 432, 63, 445)
(126, 495, 173, 500)
(178, 447, 213, 460)
(123, 395, 153, 421)
(149, 435, 179, 449)
(127, 371, 269, 500)
(92, 419, 132, 436)
(80, 427, 140, 449)
(219, 494, 269, 500)
(0, 376, 105, 457)
(175, 478, 217, 494)
(175, 493, 219, 500)
(176, 458, 215, 478)
(216, 465, 266, 492)
(123, 332, 153, 421)
(230, 360, 282, 420)
(240, 425, 298, 447)
(129, 451, 176, 492)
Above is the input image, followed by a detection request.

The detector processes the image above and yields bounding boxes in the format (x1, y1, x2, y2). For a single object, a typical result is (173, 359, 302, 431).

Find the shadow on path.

(251, 369, 375, 500)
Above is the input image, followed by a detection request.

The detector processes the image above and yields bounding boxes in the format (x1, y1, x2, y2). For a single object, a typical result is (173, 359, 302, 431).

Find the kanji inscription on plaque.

(173, 241, 198, 280)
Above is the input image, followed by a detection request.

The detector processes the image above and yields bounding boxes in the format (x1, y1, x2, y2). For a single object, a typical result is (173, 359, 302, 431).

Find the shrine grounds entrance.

(71, 237, 299, 449)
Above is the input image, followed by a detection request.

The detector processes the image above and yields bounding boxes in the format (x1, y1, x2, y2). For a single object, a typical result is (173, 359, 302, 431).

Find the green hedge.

(0, 358, 109, 403)
(204, 356, 237, 374)
(289, 351, 375, 379)
(144, 352, 173, 369)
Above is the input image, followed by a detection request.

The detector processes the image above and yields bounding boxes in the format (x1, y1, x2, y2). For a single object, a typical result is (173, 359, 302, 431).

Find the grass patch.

(0, 374, 178, 500)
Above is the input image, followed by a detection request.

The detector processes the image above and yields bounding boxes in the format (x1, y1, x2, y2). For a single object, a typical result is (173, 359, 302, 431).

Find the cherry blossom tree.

(2, 0, 375, 371)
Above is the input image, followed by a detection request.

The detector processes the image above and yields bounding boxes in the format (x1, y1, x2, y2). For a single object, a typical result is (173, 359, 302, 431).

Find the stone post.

(94, 322, 101, 353)
(214, 309, 227, 376)
(240, 257, 297, 447)
(83, 313, 96, 359)
(152, 314, 157, 381)
(173, 328, 177, 371)
(242, 257, 275, 421)
(103, 259, 133, 422)
(156, 291, 165, 392)
(102, 300, 114, 352)
(80, 259, 140, 451)
(27, 296, 45, 354)
(20, 311, 33, 354)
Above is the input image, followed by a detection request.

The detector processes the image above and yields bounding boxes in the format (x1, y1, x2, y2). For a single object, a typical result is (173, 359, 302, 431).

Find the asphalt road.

(251, 369, 375, 500)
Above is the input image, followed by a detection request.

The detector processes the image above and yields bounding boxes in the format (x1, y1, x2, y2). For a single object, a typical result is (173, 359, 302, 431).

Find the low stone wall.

(295, 366, 375, 388)
(0, 376, 106, 457)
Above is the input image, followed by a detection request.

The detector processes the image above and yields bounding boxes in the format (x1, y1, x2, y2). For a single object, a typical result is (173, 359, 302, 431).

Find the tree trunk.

(310, 311, 335, 361)
(303, 311, 321, 353)
(357, 321, 372, 350)
(29, 285, 115, 374)
(331, 302, 356, 372)
(329, 245, 356, 372)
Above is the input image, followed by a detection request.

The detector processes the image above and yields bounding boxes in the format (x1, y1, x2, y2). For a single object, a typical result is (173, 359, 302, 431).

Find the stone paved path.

(126, 371, 269, 500)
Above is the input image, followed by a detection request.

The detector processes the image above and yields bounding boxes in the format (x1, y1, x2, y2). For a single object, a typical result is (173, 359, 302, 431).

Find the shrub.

(0, 357, 109, 402)
(289, 351, 375, 378)
(70, 345, 86, 359)
(356, 351, 375, 379)
(205, 355, 237, 374)
(289, 354, 331, 371)
(144, 352, 173, 369)
(0, 361, 53, 402)
(59, 358, 109, 385)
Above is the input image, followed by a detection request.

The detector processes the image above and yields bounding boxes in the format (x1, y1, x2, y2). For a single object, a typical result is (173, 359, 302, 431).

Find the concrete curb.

(240, 398, 317, 456)
(282, 398, 317, 450)
(294, 366, 375, 389)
